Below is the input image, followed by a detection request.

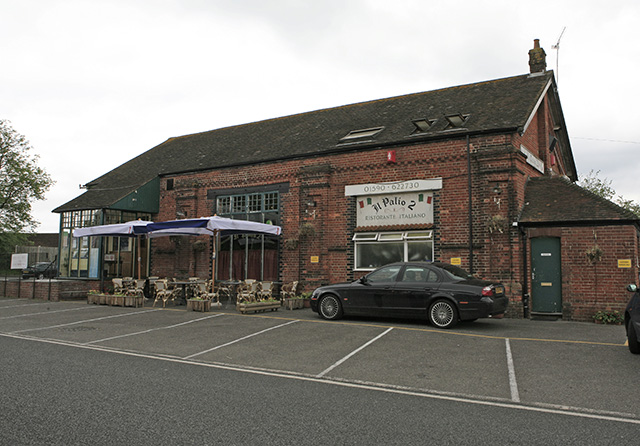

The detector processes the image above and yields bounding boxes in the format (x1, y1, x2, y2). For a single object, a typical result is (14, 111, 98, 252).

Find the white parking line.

(505, 338, 520, 402)
(0, 306, 97, 320)
(317, 327, 394, 378)
(6, 331, 636, 425)
(0, 301, 57, 309)
(85, 313, 225, 344)
(8, 309, 159, 333)
(183, 320, 299, 360)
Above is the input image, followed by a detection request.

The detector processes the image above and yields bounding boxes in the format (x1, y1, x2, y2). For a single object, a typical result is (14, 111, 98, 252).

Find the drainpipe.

(467, 134, 474, 274)
(521, 225, 529, 318)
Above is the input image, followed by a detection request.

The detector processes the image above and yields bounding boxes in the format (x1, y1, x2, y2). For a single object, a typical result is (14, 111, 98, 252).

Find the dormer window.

(445, 113, 469, 129)
(411, 118, 437, 134)
(340, 127, 384, 142)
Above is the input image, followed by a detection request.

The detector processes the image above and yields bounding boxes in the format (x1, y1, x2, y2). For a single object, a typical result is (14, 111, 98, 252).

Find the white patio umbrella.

(72, 220, 153, 280)
(72, 220, 152, 238)
(146, 216, 282, 292)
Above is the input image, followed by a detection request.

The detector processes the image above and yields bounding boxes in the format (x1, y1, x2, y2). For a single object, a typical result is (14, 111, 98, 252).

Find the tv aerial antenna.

(552, 27, 566, 86)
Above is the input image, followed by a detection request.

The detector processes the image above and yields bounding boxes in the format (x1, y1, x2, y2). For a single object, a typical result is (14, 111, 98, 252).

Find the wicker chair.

(112, 278, 125, 295)
(257, 281, 273, 300)
(238, 281, 259, 303)
(153, 280, 175, 308)
(280, 281, 299, 300)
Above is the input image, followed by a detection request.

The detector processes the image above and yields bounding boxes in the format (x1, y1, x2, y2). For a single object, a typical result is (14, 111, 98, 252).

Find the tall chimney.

(528, 39, 547, 73)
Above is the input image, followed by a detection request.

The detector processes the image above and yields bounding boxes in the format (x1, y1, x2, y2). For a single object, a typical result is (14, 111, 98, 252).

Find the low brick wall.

(0, 278, 101, 302)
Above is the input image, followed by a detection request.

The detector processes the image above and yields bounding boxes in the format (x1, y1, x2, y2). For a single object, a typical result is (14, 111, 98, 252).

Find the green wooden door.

(531, 237, 562, 314)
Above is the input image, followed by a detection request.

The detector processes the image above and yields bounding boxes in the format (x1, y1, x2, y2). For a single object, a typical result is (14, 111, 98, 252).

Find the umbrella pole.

(211, 230, 219, 304)
(137, 235, 142, 280)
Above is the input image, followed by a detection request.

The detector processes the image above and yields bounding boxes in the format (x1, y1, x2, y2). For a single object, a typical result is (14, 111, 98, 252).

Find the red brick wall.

(151, 132, 535, 296)
(145, 95, 638, 321)
(525, 225, 639, 321)
(0, 279, 102, 301)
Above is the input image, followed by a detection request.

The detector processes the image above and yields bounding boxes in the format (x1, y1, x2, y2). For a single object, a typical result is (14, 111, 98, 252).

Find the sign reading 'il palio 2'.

(345, 179, 440, 228)
(356, 191, 434, 227)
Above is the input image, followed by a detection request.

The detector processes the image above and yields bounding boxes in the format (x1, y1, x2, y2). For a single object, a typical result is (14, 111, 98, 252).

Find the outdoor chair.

(238, 281, 259, 303)
(125, 279, 145, 297)
(153, 279, 173, 308)
(112, 278, 125, 295)
(257, 281, 273, 300)
(147, 277, 159, 299)
(193, 281, 216, 300)
(281, 281, 299, 300)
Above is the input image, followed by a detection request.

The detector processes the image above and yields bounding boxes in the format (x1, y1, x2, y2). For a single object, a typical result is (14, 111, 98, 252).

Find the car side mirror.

(627, 284, 638, 292)
(359, 276, 368, 284)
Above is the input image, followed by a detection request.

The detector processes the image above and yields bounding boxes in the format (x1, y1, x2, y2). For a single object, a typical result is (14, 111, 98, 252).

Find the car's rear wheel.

(319, 294, 343, 320)
(628, 322, 640, 354)
(428, 299, 458, 329)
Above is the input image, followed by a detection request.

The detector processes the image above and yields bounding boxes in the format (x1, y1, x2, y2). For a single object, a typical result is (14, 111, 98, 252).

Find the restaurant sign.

(356, 191, 433, 227)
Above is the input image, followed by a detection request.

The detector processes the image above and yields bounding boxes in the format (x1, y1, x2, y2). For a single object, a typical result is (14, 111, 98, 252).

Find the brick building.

(54, 41, 640, 320)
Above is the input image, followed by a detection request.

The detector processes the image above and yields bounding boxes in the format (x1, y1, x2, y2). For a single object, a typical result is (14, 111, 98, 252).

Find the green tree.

(579, 169, 640, 217)
(0, 120, 54, 263)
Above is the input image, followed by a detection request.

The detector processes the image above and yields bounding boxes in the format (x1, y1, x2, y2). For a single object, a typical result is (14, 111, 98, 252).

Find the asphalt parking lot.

(1, 296, 638, 422)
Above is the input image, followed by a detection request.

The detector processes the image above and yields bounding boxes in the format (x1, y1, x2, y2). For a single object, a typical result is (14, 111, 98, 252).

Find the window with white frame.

(353, 231, 433, 270)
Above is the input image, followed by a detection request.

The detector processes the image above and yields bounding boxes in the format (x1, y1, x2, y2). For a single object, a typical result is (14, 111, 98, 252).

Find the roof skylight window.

(411, 119, 436, 134)
(444, 113, 469, 129)
(340, 127, 384, 142)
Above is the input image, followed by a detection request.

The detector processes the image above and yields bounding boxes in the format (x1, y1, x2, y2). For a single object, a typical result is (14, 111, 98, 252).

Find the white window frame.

(352, 231, 434, 271)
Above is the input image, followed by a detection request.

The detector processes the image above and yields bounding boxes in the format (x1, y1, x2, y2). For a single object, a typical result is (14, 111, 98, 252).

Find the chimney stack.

(528, 39, 547, 73)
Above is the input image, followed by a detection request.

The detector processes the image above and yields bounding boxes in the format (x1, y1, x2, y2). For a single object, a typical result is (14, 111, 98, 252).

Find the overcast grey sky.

(2, 0, 639, 232)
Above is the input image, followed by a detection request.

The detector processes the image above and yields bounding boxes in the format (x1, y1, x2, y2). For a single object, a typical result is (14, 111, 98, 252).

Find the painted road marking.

(8, 309, 159, 333)
(317, 327, 394, 378)
(183, 319, 299, 360)
(2, 331, 639, 426)
(84, 313, 225, 345)
(505, 338, 520, 402)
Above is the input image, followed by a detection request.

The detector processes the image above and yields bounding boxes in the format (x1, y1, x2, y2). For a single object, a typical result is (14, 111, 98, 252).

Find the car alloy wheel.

(628, 323, 640, 354)
(319, 294, 343, 320)
(429, 299, 458, 329)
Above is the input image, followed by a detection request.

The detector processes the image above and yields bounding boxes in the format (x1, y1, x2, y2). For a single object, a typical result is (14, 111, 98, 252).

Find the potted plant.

(593, 310, 623, 325)
(586, 245, 604, 264)
(300, 291, 313, 308)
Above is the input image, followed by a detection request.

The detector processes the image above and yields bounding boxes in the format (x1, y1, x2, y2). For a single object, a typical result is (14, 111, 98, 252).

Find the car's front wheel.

(628, 322, 640, 354)
(319, 294, 343, 320)
(428, 299, 458, 329)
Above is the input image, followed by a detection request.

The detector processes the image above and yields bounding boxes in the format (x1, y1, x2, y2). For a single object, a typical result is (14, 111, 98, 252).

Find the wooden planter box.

(124, 295, 144, 308)
(88, 293, 115, 305)
(111, 295, 125, 307)
(187, 299, 211, 312)
(284, 298, 305, 310)
(236, 301, 280, 314)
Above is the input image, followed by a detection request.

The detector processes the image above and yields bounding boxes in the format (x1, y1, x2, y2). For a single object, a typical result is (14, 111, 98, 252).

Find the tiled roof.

(519, 176, 640, 224)
(55, 72, 556, 212)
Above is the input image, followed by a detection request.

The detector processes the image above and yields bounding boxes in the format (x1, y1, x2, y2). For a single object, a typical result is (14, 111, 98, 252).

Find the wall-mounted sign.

(345, 178, 442, 196)
(618, 259, 632, 268)
(355, 191, 434, 228)
(450, 258, 461, 266)
(310, 256, 319, 263)
(520, 145, 544, 173)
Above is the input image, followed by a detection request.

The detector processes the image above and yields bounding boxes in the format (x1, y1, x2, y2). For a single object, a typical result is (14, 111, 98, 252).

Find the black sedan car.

(625, 282, 640, 354)
(22, 262, 57, 279)
(310, 262, 508, 328)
